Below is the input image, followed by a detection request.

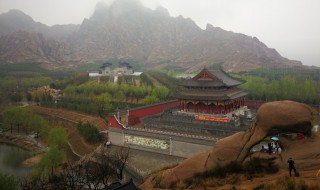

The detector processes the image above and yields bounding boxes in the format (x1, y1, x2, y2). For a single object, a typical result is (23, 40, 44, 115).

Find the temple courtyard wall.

(108, 127, 215, 158)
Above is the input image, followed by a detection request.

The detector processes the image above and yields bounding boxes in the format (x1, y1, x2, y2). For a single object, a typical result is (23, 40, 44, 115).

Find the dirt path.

(29, 105, 108, 131)
(67, 126, 99, 157)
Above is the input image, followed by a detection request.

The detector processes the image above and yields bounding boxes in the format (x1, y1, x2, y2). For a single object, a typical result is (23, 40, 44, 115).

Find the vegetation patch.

(0, 62, 48, 77)
(0, 172, 18, 190)
(76, 122, 102, 143)
(234, 67, 320, 104)
(151, 172, 164, 188)
(185, 158, 279, 189)
(253, 176, 320, 190)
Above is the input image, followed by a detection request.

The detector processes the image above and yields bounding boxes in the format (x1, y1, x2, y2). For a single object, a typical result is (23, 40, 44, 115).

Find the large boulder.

(140, 151, 210, 190)
(140, 101, 314, 189)
(206, 100, 313, 167)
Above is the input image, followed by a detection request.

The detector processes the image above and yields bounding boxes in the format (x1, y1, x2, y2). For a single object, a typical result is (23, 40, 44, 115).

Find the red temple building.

(174, 68, 248, 117)
(109, 68, 251, 137)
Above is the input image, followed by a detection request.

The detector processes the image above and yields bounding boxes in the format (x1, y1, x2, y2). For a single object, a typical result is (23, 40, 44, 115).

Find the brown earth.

(67, 126, 100, 157)
(29, 105, 108, 131)
(22, 153, 43, 167)
(140, 101, 320, 189)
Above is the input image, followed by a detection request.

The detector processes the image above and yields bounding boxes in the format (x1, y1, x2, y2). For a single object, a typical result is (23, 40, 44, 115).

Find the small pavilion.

(174, 68, 248, 118)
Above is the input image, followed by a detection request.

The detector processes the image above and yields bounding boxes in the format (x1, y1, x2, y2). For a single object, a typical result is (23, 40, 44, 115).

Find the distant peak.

(1, 9, 34, 22)
(5, 9, 31, 17)
(205, 24, 215, 31)
(91, 0, 145, 20)
(155, 6, 170, 16)
(7, 9, 26, 14)
(111, 0, 143, 9)
(95, 2, 109, 11)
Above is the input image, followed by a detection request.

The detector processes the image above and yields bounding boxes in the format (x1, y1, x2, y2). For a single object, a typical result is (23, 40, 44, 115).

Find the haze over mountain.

(0, 0, 303, 72)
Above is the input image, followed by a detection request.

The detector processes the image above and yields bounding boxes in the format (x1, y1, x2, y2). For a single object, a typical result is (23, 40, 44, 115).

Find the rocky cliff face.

(0, 31, 72, 65)
(0, 0, 302, 72)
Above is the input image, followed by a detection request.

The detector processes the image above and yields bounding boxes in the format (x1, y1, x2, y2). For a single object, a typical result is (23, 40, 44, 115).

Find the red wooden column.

(182, 101, 185, 111)
(226, 103, 229, 113)
(195, 102, 198, 113)
(227, 103, 229, 113)
(206, 100, 209, 113)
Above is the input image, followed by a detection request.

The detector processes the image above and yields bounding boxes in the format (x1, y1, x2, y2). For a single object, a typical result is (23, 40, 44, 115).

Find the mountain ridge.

(0, 0, 303, 72)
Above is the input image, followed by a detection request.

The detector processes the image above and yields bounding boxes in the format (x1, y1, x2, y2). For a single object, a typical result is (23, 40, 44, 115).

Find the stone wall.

(108, 127, 214, 158)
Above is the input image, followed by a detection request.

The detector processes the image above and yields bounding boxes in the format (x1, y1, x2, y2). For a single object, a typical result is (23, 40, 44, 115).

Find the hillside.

(0, 0, 302, 72)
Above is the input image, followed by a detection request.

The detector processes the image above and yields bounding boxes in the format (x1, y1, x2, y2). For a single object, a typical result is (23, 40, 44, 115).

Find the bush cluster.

(76, 122, 102, 143)
(194, 157, 279, 179)
(253, 176, 320, 190)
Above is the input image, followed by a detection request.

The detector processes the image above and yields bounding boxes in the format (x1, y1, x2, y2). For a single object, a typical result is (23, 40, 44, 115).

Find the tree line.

(235, 73, 320, 104)
(1, 106, 49, 136)
(53, 81, 170, 116)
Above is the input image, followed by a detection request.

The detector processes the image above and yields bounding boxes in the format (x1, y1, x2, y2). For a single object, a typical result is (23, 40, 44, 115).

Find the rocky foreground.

(140, 101, 320, 189)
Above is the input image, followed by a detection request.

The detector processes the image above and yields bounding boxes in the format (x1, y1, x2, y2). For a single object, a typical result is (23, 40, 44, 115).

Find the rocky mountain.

(0, 30, 73, 66)
(0, 9, 79, 40)
(0, 0, 302, 72)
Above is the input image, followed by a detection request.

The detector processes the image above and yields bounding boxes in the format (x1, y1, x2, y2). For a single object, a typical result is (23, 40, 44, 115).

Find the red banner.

(195, 115, 230, 122)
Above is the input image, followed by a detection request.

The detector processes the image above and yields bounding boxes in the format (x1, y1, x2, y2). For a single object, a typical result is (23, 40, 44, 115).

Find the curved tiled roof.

(180, 68, 244, 88)
(213, 69, 244, 86)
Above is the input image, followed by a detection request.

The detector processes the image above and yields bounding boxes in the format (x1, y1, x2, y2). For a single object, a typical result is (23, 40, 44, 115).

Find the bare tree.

(20, 147, 130, 190)
(20, 174, 49, 190)
(110, 147, 130, 181)
(58, 162, 86, 190)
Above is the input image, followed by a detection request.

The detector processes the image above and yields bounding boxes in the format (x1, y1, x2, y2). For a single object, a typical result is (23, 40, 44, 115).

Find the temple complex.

(174, 68, 248, 121)
(107, 68, 255, 158)
(89, 62, 142, 82)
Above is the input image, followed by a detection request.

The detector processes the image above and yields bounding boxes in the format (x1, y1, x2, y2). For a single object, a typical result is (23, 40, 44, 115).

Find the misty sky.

(1, 0, 319, 67)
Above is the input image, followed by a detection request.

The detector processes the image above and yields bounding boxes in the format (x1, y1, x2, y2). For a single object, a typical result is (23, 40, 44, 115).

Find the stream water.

(0, 143, 33, 179)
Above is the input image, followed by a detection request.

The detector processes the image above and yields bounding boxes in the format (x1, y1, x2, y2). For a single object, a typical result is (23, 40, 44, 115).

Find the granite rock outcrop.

(140, 101, 315, 189)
